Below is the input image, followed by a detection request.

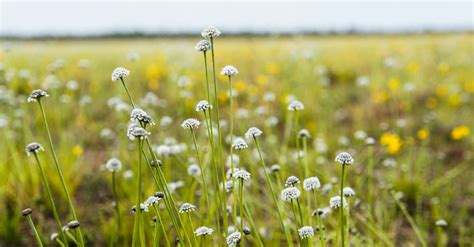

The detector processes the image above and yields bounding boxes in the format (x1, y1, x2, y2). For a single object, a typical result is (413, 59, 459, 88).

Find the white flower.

(303, 177, 321, 191)
(271, 164, 281, 172)
(195, 40, 211, 52)
(181, 118, 200, 129)
(298, 129, 311, 138)
(111, 67, 129, 81)
(25, 142, 44, 156)
(127, 124, 150, 140)
(329, 196, 347, 209)
(130, 108, 155, 125)
(145, 195, 160, 206)
(187, 164, 201, 177)
(285, 176, 300, 187)
(225, 180, 234, 192)
(221, 65, 238, 77)
(232, 137, 248, 150)
(201, 26, 221, 39)
(343, 187, 356, 197)
(195, 226, 214, 236)
(179, 203, 196, 213)
(105, 158, 122, 172)
(226, 231, 241, 246)
(435, 219, 447, 227)
(281, 187, 301, 201)
(298, 226, 314, 239)
(245, 127, 263, 139)
(27, 89, 49, 102)
(287, 100, 304, 111)
(233, 169, 251, 180)
(335, 152, 354, 165)
(196, 100, 212, 112)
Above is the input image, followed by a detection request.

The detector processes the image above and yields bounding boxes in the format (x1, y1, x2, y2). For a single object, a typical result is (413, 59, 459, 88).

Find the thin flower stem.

(26, 215, 43, 247)
(243, 203, 264, 247)
(238, 180, 244, 234)
(253, 137, 293, 247)
(187, 213, 199, 246)
(294, 110, 303, 185)
(340, 164, 346, 247)
(190, 129, 211, 218)
(291, 201, 302, 245)
(229, 75, 238, 229)
(132, 139, 144, 247)
(313, 190, 325, 247)
(119, 78, 136, 108)
(112, 171, 121, 243)
(153, 205, 171, 247)
(296, 199, 304, 226)
(37, 99, 83, 246)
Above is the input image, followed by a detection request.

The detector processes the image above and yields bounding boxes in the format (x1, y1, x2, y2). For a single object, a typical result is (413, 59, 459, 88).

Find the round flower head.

(335, 152, 354, 165)
(226, 231, 241, 246)
(195, 226, 214, 236)
(435, 219, 447, 227)
(298, 129, 311, 139)
(27, 89, 49, 102)
(285, 176, 300, 187)
(67, 220, 80, 229)
(225, 180, 233, 192)
(179, 203, 196, 213)
(245, 127, 263, 140)
(343, 187, 356, 197)
(50, 232, 59, 241)
(329, 196, 347, 209)
(287, 100, 304, 111)
(25, 142, 44, 156)
(130, 108, 155, 126)
(145, 195, 160, 206)
(105, 157, 122, 172)
(195, 40, 211, 52)
(271, 164, 281, 172)
(22, 208, 32, 216)
(232, 137, 248, 150)
(111, 67, 129, 81)
(243, 226, 251, 235)
(195, 100, 212, 112)
(281, 187, 301, 201)
(298, 226, 314, 239)
(127, 124, 150, 140)
(221, 65, 238, 77)
(303, 177, 321, 191)
(233, 169, 251, 180)
(201, 26, 221, 39)
(187, 164, 201, 177)
(181, 118, 200, 130)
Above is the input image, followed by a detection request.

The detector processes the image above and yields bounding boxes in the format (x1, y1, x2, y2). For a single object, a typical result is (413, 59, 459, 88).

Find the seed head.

(181, 118, 200, 130)
(226, 231, 241, 246)
(195, 40, 211, 52)
(201, 26, 221, 39)
(245, 127, 263, 140)
(303, 177, 321, 191)
(195, 226, 214, 236)
(343, 187, 356, 197)
(27, 89, 49, 102)
(21, 208, 32, 216)
(233, 169, 251, 180)
(287, 100, 304, 111)
(329, 196, 347, 209)
(105, 158, 122, 172)
(179, 203, 196, 213)
(285, 176, 300, 187)
(25, 142, 44, 156)
(130, 108, 155, 126)
(232, 137, 248, 150)
(195, 100, 212, 112)
(298, 226, 314, 239)
(111, 67, 129, 81)
(281, 187, 301, 201)
(335, 152, 354, 165)
(221, 65, 238, 77)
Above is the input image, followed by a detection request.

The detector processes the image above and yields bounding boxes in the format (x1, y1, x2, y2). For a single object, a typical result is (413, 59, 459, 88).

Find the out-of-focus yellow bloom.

(256, 75, 268, 85)
(218, 91, 228, 103)
(451, 125, 470, 140)
(372, 91, 389, 104)
(425, 97, 438, 109)
(435, 85, 449, 97)
(438, 63, 450, 75)
(464, 80, 474, 93)
(265, 63, 280, 75)
(407, 62, 419, 74)
(72, 145, 83, 157)
(380, 132, 402, 155)
(448, 94, 461, 107)
(417, 128, 430, 140)
(146, 64, 162, 90)
(389, 78, 400, 91)
(235, 80, 247, 93)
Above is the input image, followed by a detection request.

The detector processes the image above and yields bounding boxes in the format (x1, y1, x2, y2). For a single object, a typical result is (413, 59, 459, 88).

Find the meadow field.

(0, 32, 473, 246)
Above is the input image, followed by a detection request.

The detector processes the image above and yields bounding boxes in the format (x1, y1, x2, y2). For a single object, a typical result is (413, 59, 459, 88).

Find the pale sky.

(0, 1, 473, 36)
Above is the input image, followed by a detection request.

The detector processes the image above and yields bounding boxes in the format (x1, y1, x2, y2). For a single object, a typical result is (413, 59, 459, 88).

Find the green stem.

(112, 171, 121, 244)
(26, 215, 43, 247)
(190, 129, 211, 217)
(132, 139, 143, 247)
(239, 180, 244, 235)
(340, 164, 346, 247)
(188, 214, 199, 246)
(229, 76, 238, 229)
(243, 203, 264, 247)
(313, 191, 325, 247)
(119, 78, 136, 108)
(154, 205, 171, 247)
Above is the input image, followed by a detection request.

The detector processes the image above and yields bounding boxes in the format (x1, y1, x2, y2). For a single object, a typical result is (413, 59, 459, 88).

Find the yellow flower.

(451, 125, 470, 140)
(256, 75, 268, 85)
(380, 132, 402, 155)
(438, 63, 450, 75)
(371, 91, 389, 104)
(265, 63, 280, 75)
(448, 94, 461, 107)
(417, 128, 429, 140)
(464, 80, 474, 93)
(407, 62, 419, 74)
(389, 78, 399, 91)
(235, 80, 247, 93)
(435, 85, 448, 97)
(72, 145, 83, 157)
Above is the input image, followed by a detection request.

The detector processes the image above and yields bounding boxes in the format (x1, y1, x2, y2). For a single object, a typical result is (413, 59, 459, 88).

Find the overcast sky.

(0, 1, 473, 36)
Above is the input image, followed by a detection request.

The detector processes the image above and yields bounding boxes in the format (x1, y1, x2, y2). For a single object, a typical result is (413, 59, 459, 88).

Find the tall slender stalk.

(228, 75, 238, 229)
(339, 164, 346, 247)
(313, 191, 325, 247)
(187, 214, 199, 246)
(37, 99, 84, 246)
(25, 213, 43, 247)
(153, 205, 170, 247)
(132, 139, 144, 247)
(189, 129, 211, 218)
(111, 171, 121, 244)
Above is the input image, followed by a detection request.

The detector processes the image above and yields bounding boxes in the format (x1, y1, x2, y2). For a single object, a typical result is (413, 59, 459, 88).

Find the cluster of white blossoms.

(179, 203, 196, 214)
(335, 152, 354, 165)
(232, 137, 248, 150)
(329, 196, 348, 209)
(111, 67, 130, 81)
(187, 164, 201, 177)
(233, 169, 251, 180)
(285, 176, 300, 187)
(221, 65, 239, 77)
(303, 177, 321, 191)
(105, 158, 122, 172)
(130, 108, 155, 126)
(201, 26, 221, 39)
(287, 100, 305, 111)
(298, 226, 314, 239)
(245, 127, 263, 140)
(27, 89, 49, 102)
(195, 100, 212, 112)
(25, 142, 45, 156)
(127, 123, 150, 141)
(181, 118, 201, 129)
(343, 187, 356, 197)
(281, 187, 301, 201)
(298, 129, 311, 138)
(226, 231, 241, 246)
(144, 195, 161, 206)
(194, 226, 214, 236)
(195, 40, 211, 52)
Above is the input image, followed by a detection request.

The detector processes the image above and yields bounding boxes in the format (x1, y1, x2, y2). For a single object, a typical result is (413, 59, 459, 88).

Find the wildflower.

(335, 152, 354, 165)
(243, 226, 251, 235)
(111, 67, 129, 81)
(27, 89, 49, 102)
(145, 196, 160, 206)
(225, 180, 234, 192)
(25, 142, 44, 156)
(226, 231, 241, 246)
(221, 65, 238, 77)
(151, 159, 163, 167)
(312, 207, 331, 218)
(50, 233, 59, 241)
(67, 220, 80, 229)
(329, 196, 347, 209)
(181, 118, 200, 130)
(281, 187, 301, 201)
(233, 169, 251, 180)
(285, 176, 300, 187)
(154, 192, 165, 199)
(195, 226, 214, 236)
(105, 158, 122, 172)
(417, 128, 429, 140)
(435, 219, 447, 227)
(245, 127, 263, 139)
(451, 125, 470, 140)
(187, 164, 201, 177)
(366, 137, 375, 145)
(232, 137, 248, 150)
(287, 100, 304, 111)
(303, 177, 321, 191)
(195, 100, 212, 112)
(130, 108, 155, 126)
(343, 187, 356, 197)
(380, 132, 402, 154)
(140, 203, 149, 212)
(179, 203, 196, 213)
(271, 164, 281, 172)
(298, 226, 314, 239)
(201, 26, 221, 39)
(127, 125, 150, 140)
(195, 40, 211, 52)
(21, 208, 32, 216)
(298, 129, 311, 138)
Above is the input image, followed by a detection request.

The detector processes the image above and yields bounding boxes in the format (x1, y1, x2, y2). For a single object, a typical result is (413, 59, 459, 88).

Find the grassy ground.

(0, 33, 473, 246)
